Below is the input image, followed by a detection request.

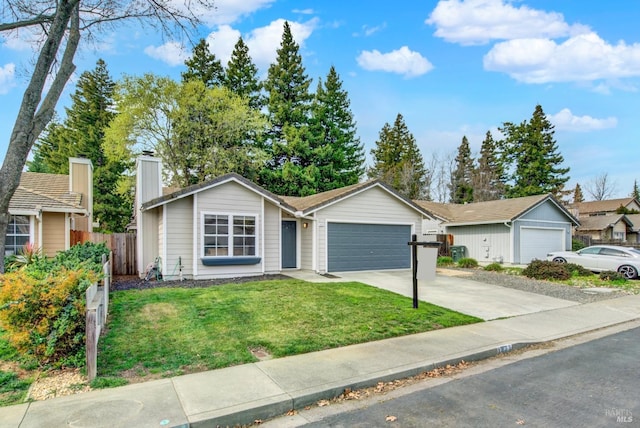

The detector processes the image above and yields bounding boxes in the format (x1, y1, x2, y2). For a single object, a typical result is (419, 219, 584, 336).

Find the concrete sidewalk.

(2, 292, 639, 428)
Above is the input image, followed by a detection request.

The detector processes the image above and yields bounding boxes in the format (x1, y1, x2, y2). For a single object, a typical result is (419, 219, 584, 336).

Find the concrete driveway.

(288, 269, 578, 320)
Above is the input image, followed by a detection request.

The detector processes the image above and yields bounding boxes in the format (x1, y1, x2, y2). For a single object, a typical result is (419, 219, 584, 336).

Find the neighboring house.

(570, 198, 640, 217)
(626, 214, 640, 244)
(568, 198, 640, 244)
(7, 158, 93, 257)
(135, 155, 439, 280)
(415, 194, 580, 264)
(575, 214, 634, 242)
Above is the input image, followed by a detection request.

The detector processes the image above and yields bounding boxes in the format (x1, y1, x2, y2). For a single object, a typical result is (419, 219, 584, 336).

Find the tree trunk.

(0, 1, 80, 272)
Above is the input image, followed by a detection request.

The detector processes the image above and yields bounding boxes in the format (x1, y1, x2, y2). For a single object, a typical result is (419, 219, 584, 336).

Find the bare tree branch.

(584, 172, 617, 201)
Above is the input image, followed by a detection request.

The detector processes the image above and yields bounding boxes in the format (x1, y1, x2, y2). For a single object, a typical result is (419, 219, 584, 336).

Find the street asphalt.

(1, 269, 639, 428)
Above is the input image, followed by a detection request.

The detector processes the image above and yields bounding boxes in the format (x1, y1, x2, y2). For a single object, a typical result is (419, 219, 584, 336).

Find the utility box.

(450, 245, 467, 262)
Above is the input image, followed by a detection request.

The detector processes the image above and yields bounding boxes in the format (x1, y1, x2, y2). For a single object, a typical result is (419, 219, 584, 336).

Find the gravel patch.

(464, 269, 630, 303)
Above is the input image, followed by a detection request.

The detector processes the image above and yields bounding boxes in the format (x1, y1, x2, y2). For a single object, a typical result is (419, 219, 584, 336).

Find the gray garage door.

(520, 227, 564, 263)
(327, 223, 411, 272)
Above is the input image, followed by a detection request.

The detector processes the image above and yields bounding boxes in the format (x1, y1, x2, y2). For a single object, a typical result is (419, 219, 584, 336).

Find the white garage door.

(520, 227, 564, 263)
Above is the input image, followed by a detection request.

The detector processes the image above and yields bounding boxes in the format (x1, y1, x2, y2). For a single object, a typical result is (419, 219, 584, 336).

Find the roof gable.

(282, 180, 438, 218)
(140, 173, 297, 213)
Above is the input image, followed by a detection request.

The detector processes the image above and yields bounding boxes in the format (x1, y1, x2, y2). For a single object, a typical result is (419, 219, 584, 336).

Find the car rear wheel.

(618, 265, 638, 280)
(552, 257, 567, 263)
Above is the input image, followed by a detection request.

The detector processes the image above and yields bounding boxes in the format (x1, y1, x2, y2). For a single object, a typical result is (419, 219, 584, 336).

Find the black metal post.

(411, 234, 418, 308)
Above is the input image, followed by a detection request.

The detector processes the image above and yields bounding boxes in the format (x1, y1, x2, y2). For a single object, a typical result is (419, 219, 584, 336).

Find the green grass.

(0, 330, 35, 406)
(97, 279, 481, 379)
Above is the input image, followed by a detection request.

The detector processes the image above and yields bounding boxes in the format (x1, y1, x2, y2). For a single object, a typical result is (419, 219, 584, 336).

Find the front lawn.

(96, 279, 481, 381)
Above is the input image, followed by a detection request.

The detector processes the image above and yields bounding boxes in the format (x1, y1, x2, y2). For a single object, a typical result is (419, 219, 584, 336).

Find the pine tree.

(473, 131, 505, 201)
(224, 37, 263, 109)
(260, 21, 314, 196)
(308, 66, 365, 191)
(631, 180, 640, 200)
(450, 136, 474, 203)
(31, 59, 132, 232)
(573, 183, 585, 203)
(182, 38, 225, 87)
(499, 104, 570, 198)
(369, 113, 427, 199)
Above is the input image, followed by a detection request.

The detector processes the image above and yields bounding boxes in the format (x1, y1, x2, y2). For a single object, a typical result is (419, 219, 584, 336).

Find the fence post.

(86, 309, 97, 381)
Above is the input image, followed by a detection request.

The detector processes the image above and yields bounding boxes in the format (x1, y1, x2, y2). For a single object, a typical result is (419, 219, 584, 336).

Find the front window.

(5, 215, 30, 256)
(203, 214, 256, 257)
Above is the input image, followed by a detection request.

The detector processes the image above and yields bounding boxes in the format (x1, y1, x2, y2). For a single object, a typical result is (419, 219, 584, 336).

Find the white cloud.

(548, 108, 617, 132)
(356, 46, 433, 78)
(426, 0, 585, 45)
(200, 19, 317, 73)
(292, 9, 314, 15)
(0, 63, 16, 94)
(181, 0, 276, 26)
(205, 25, 242, 66)
(144, 42, 189, 66)
(354, 23, 387, 37)
(1, 27, 44, 51)
(483, 32, 640, 83)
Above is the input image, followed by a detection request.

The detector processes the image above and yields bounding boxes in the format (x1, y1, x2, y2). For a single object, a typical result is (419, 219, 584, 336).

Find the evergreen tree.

(473, 131, 505, 201)
(498, 104, 570, 198)
(573, 183, 585, 203)
(308, 66, 365, 191)
(631, 180, 640, 200)
(31, 59, 131, 232)
(224, 37, 263, 109)
(182, 38, 225, 87)
(369, 113, 428, 199)
(260, 21, 314, 196)
(450, 136, 474, 203)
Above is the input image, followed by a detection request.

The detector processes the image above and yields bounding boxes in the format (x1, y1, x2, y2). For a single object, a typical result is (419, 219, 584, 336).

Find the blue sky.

(1, 0, 639, 200)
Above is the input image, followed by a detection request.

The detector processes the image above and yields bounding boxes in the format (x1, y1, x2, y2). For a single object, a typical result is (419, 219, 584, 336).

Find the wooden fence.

(70, 230, 136, 276)
(86, 253, 111, 381)
(574, 235, 638, 248)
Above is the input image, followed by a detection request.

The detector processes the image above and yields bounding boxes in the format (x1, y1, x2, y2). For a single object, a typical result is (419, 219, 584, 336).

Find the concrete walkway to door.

(286, 269, 578, 320)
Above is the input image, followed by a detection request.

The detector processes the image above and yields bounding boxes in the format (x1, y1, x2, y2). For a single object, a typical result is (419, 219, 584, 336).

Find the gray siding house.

(134, 155, 439, 279)
(415, 195, 580, 264)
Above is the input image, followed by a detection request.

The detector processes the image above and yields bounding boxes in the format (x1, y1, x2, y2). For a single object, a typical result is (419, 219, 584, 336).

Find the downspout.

(504, 221, 513, 264)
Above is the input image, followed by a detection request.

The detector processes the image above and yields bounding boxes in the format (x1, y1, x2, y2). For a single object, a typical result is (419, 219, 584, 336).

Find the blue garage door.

(327, 223, 411, 272)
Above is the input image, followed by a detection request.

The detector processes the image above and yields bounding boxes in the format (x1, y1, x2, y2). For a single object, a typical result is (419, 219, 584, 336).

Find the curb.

(201, 341, 539, 428)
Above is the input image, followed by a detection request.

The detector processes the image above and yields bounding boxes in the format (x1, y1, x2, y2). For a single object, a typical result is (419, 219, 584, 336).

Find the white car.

(547, 245, 640, 279)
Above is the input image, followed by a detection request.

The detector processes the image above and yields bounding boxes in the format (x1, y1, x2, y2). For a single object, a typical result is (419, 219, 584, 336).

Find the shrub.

(0, 268, 98, 367)
(484, 262, 504, 272)
(0, 242, 108, 368)
(437, 256, 454, 267)
(522, 259, 570, 281)
(572, 239, 586, 252)
(565, 263, 593, 277)
(457, 257, 478, 268)
(599, 271, 626, 282)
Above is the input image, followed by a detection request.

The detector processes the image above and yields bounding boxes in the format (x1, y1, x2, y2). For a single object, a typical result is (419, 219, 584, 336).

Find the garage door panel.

(328, 223, 411, 272)
(520, 228, 564, 263)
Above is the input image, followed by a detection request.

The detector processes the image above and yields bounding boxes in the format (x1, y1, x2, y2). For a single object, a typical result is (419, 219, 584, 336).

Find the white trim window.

(6, 215, 30, 256)
(203, 214, 257, 257)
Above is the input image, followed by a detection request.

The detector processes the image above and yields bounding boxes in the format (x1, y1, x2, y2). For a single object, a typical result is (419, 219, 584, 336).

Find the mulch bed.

(110, 274, 291, 291)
